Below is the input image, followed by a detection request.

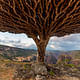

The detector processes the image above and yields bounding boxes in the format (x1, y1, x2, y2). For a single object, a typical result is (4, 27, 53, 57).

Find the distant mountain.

(0, 44, 80, 61)
(0, 45, 37, 60)
(46, 50, 80, 60)
(68, 50, 80, 59)
(24, 44, 37, 50)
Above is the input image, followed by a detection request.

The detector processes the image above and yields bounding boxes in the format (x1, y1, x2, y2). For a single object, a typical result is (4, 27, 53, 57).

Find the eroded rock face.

(31, 63, 48, 76)
(45, 55, 57, 64)
(57, 54, 72, 64)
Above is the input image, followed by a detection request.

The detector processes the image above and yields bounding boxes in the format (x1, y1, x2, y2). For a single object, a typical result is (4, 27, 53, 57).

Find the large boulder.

(31, 63, 48, 76)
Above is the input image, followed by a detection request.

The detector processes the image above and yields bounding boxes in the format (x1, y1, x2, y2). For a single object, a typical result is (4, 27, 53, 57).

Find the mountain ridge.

(0, 45, 80, 60)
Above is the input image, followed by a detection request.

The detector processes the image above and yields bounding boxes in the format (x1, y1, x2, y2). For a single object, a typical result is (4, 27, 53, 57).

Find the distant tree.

(0, 0, 80, 62)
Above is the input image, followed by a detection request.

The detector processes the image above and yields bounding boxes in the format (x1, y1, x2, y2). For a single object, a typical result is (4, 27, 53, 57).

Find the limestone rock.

(31, 63, 47, 76)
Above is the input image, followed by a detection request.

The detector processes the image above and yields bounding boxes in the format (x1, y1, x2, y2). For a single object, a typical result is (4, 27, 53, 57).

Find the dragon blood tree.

(0, 0, 80, 62)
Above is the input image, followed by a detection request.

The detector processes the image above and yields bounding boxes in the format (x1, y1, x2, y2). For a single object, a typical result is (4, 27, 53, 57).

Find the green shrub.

(77, 64, 80, 67)
(73, 68, 78, 72)
(23, 64, 31, 71)
(64, 64, 75, 67)
(23, 64, 27, 69)
(49, 70, 54, 76)
(64, 59, 70, 62)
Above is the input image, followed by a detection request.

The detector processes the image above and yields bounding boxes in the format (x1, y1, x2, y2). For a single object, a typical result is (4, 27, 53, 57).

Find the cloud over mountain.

(47, 34, 80, 51)
(0, 32, 80, 51)
(0, 32, 36, 49)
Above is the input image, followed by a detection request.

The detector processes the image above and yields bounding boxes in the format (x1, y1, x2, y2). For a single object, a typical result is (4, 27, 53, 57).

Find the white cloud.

(50, 45, 55, 48)
(0, 32, 35, 49)
(0, 32, 80, 51)
(47, 34, 80, 51)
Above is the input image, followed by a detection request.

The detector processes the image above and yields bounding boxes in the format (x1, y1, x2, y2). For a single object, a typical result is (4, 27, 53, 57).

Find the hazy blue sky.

(0, 32, 80, 51)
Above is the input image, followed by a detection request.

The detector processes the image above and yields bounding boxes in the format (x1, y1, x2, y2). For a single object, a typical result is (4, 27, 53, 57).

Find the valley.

(0, 45, 80, 80)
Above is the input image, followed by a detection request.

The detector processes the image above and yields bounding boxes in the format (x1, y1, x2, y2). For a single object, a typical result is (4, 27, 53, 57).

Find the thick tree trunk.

(37, 42, 46, 62)
(33, 36, 49, 63)
(36, 39, 49, 63)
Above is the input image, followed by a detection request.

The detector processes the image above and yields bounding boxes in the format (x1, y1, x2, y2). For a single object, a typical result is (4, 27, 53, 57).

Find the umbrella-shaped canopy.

(0, 0, 80, 62)
(0, 0, 80, 37)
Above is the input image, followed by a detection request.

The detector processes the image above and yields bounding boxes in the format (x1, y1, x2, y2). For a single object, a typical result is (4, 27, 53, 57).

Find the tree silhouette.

(0, 0, 80, 62)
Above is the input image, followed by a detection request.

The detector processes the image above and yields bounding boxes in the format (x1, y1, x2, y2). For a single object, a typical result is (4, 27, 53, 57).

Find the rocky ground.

(0, 60, 27, 80)
(0, 60, 80, 80)
(12, 63, 80, 80)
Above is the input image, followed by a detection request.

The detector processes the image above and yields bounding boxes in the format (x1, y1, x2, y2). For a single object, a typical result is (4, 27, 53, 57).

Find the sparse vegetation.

(64, 64, 75, 68)
(73, 68, 79, 72)
(49, 70, 55, 76)
(23, 64, 32, 71)
(77, 64, 80, 67)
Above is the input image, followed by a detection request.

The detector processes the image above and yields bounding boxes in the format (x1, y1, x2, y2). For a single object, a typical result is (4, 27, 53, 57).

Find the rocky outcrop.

(31, 63, 48, 76)
(12, 63, 48, 80)
(71, 59, 80, 65)
(12, 62, 80, 80)
(45, 55, 57, 64)
(13, 64, 35, 80)
(57, 54, 72, 64)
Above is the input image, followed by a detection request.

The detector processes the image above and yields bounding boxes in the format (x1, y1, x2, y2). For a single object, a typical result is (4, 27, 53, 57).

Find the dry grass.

(0, 60, 29, 80)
